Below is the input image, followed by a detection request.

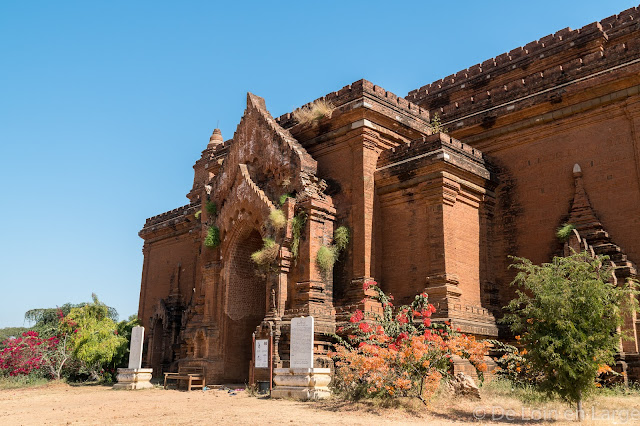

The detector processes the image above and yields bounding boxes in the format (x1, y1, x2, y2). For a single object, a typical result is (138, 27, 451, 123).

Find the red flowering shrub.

(0, 331, 47, 376)
(330, 282, 488, 402)
(0, 312, 73, 380)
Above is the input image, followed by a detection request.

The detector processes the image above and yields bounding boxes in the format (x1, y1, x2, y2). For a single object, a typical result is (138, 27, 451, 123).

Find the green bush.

(503, 252, 639, 418)
(65, 294, 127, 381)
(204, 226, 220, 248)
(194, 210, 201, 220)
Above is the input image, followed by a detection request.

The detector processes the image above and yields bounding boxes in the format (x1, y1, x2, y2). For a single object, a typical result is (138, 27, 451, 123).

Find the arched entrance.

(223, 229, 267, 382)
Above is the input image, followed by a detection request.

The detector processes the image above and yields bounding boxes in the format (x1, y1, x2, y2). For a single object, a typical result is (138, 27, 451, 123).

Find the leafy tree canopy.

(0, 327, 29, 342)
(63, 294, 126, 380)
(503, 251, 638, 415)
(25, 294, 118, 336)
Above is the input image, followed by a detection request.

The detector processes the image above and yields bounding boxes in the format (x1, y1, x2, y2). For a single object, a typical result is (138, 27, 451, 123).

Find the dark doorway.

(150, 319, 164, 376)
(223, 229, 267, 382)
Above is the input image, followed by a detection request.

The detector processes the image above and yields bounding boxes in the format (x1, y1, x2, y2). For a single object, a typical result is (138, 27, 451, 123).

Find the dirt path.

(0, 383, 443, 425)
(2, 382, 640, 425)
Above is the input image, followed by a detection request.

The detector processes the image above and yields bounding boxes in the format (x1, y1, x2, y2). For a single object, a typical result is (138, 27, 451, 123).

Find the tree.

(503, 251, 638, 419)
(25, 302, 118, 337)
(64, 294, 126, 381)
(103, 315, 140, 382)
(0, 327, 29, 342)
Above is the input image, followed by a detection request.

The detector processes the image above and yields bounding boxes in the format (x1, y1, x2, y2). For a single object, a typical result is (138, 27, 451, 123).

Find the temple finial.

(208, 128, 223, 148)
(572, 163, 582, 177)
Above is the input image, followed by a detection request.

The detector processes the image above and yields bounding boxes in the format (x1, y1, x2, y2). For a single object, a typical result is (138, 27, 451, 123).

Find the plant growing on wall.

(205, 201, 217, 217)
(502, 252, 639, 420)
(293, 99, 335, 126)
(204, 225, 220, 248)
(290, 212, 306, 259)
(429, 113, 448, 133)
(279, 193, 293, 206)
(202, 198, 220, 249)
(555, 223, 576, 241)
(268, 209, 287, 231)
(316, 226, 350, 276)
(251, 238, 280, 267)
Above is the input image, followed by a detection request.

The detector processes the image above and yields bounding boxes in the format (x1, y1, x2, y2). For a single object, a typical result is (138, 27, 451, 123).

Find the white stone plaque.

(290, 316, 314, 369)
(128, 326, 145, 369)
(255, 339, 269, 369)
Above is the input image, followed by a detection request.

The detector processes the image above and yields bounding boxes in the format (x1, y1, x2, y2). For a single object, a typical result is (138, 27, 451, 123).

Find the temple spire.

(208, 128, 223, 148)
(568, 163, 603, 237)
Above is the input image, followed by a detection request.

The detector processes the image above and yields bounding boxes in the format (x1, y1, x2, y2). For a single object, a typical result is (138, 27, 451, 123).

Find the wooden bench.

(163, 367, 206, 391)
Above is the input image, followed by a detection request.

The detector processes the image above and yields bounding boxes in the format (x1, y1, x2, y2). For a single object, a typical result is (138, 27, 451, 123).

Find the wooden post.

(269, 331, 273, 395)
(251, 332, 256, 387)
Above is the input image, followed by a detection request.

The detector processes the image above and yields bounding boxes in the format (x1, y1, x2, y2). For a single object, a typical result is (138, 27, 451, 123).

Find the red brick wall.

(378, 192, 429, 304)
(139, 234, 199, 330)
(486, 101, 640, 307)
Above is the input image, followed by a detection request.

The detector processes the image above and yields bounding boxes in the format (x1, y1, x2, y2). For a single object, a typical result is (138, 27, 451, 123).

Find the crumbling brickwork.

(138, 5, 640, 383)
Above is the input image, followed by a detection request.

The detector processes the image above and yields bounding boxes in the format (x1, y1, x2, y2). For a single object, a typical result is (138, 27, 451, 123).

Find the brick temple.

(137, 6, 640, 383)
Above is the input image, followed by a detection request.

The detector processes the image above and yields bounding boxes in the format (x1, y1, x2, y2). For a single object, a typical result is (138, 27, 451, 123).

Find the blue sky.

(0, 0, 637, 327)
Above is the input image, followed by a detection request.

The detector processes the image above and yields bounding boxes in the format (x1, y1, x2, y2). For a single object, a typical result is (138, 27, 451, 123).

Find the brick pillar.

(345, 133, 382, 304)
(291, 197, 336, 314)
(138, 243, 151, 326)
(202, 260, 220, 322)
(479, 196, 499, 311)
(421, 175, 462, 317)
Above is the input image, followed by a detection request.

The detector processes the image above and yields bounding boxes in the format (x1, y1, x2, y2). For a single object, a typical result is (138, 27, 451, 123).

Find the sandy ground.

(0, 382, 445, 425)
(2, 382, 640, 425)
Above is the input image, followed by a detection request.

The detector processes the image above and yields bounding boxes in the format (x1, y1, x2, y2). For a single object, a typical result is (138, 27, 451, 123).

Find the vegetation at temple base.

(64, 295, 127, 381)
(1, 294, 138, 385)
(316, 226, 350, 275)
(330, 281, 488, 403)
(487, 339, 540, 386)
(502, 252, 639, 419)
(204, 225, 220, 248)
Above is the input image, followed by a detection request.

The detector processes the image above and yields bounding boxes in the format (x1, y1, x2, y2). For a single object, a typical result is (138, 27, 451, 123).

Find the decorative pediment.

(213, 93, 328, 208)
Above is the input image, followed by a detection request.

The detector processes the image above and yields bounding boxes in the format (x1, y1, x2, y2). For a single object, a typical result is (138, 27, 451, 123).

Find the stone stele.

(272, 316, 331, 400)
(113, 326, 154, 390)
